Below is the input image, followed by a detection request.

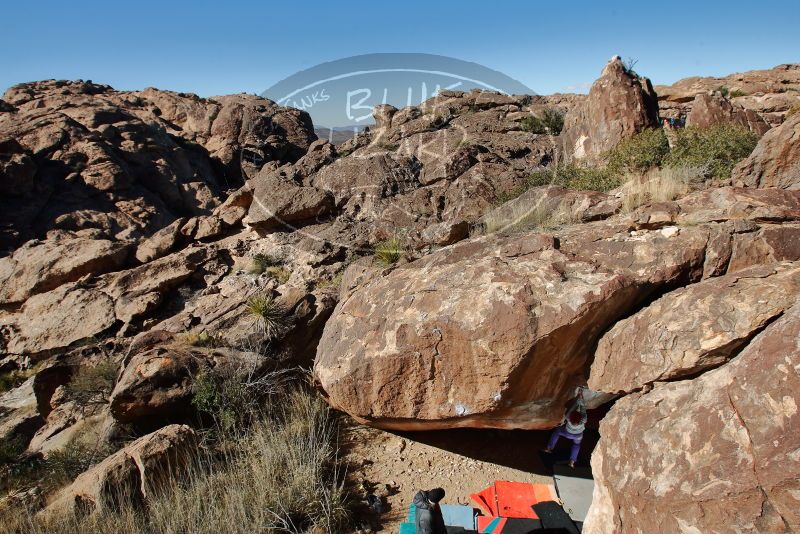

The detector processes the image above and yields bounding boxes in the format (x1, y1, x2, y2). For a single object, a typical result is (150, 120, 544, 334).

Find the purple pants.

(547, 425, 583, 463)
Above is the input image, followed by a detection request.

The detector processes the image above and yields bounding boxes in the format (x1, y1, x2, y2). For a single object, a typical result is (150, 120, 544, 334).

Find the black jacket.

(413, 490, 447, 534)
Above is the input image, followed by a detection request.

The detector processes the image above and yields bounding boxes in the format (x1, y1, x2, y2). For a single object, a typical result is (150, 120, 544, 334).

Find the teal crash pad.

(403, 503, 476, 531)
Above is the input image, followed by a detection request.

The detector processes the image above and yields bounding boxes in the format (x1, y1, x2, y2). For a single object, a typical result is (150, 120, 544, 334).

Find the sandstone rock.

(0, 235, 131, 304)
(109, 344, 257, 424)
(246, 169, 334, 231)
(655, 63, 800, 125)
(315, 184, 800, 430)
(0, 79, 315, 252)
(43, 424, 197, 516)
(731, 112, 800, 190)
(584, 303, 800, 534)
(134, 219, 186, 263)
(686, 92, 770, 135)
(590, 262, 800, 394)
(316, 233, 647, 430)
(0, 284, 116, 358)
(561, 56, 659, 163)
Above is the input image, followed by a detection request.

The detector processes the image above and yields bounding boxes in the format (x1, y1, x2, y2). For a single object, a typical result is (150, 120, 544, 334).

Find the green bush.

(729, 89, 748, 98)
(519, 108, 564, 135)
(373, 236, 406, 266)
(663, 124, 758, 180)
(528, 164, 621, 193)
(47, 439, 113, 486)
(248, 253, 283, 275)
(604, 128, 670, 174)
(715, 85, 730, 98)
(0, 368, 36, 394)
(64, 359, 118, 407)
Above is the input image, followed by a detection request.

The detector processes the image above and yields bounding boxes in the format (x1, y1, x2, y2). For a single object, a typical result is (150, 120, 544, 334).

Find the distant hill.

(314, 125, 367, 145)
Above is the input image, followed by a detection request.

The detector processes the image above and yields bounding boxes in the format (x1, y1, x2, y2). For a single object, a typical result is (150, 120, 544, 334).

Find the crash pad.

(494, 481, 555, 519)
(470, 485, 498, 516)
(553, 463, 595, 522)
(399, 522, 415, 534)
(477, 516, 505, 533)
(404, 503, 477, 531)
(471, 481, 557, 519)
(442, 504, 477, 530)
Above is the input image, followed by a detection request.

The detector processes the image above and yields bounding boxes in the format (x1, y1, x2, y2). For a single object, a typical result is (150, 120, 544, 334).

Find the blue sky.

(2, 0, 798, 99)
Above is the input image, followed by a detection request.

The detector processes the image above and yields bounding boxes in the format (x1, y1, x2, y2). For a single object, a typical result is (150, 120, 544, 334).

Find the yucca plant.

(246, 295, 289, 340)
(373, 236, 405, 266)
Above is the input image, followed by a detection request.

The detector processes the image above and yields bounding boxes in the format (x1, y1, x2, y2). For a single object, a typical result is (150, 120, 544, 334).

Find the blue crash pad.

(403, 503, 477, 531)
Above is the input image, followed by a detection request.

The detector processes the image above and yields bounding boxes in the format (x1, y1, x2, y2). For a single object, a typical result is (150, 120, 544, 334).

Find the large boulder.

(589, 262, 800, 394)
(314, 186, 800, 431)
(316, 232, 640, 430)
(560, 56, 660, 163)
(686, 92, 770, 135)
(0, 233, 131, 305)
(731, 112, 800, 190)
(43, 424, 197, 516)
(584, 303, 800, 534)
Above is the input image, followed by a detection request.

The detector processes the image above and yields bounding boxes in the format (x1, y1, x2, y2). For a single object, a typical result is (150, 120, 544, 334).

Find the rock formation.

(656, 63, 800, 125)
(560, 56, 659, 163)
(686, 92, 771, 135)
(731, 112, 800, 189)
(2, 58, 800, 532)
(584, 303, 800, 533)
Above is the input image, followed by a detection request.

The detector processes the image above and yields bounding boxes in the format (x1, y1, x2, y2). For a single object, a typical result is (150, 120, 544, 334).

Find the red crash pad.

(471, 481, 556, 520)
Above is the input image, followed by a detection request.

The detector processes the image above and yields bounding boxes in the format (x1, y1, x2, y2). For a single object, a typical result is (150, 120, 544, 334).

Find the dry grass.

(4, 388, 350, 534)
(620, 165, 705, 213)
(482, 199, 579, 235)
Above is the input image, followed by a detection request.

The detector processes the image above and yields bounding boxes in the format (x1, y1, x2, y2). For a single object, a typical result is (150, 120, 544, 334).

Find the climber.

(543, 391, 588, 468)
(412, 487, 447, 534)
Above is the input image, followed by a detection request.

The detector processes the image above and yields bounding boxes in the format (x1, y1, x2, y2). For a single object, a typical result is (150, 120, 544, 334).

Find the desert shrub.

(0, 434, 26, 465)
(248, 253, 283, 275)
(663, 124, 758, 180)
(245, 295, 289, 340)
(787, 103, 800, 117)
(604, 128, 670, 174)
(373, 235, 405, 266)
(46, 438, 113, 486)
(192, 367, 294, 433)
(376, 142, 399, 151)
(622, 57, 639, 76)
(729, 89, 748, 98)
(0, 368, 36, 394)
(620, 165, 705, 212)
(316, 271, 344, 290)
(183, 331, 222, 348)
(482, 200, 579, 235)
(715, 85, 730, 97)
(64, 359, 118, 407)
(519, 108, 564, 135)
(265, 265, 291, 284)
(20, 387, 352, 534)
(529, 164, 621, 192)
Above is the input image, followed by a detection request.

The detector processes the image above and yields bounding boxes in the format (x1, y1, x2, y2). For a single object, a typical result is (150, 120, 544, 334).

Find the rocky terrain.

(1, 56, 799, 533)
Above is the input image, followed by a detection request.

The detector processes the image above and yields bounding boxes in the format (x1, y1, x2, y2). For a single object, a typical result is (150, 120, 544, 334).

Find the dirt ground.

(341, 419, 599, 532)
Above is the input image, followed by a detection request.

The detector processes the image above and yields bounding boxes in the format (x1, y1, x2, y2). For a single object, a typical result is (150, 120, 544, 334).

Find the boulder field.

(1, 56, 799, 532)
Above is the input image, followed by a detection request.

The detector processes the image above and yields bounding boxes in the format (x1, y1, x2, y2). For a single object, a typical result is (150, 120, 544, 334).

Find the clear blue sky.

(3, 0, 798, 98)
